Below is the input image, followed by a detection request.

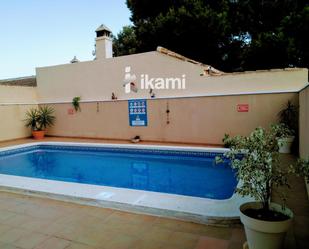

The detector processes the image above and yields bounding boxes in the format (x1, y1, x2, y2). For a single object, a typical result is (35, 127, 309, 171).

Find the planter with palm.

(24, 106, 55, 139)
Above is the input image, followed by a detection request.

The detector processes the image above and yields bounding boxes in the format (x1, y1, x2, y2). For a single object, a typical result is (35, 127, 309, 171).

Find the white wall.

(36, 51, 308, 103)
(0, 85, 37, 104)
(0, 85, 38, 141)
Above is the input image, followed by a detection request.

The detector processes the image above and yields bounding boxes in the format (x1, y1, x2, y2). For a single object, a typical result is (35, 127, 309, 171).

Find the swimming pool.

(0, 144, 236, 199)
(0, 142, 247, 224)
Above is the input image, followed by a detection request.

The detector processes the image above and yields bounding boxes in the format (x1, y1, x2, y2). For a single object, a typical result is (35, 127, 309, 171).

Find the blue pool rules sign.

(128, 99, 148, 126)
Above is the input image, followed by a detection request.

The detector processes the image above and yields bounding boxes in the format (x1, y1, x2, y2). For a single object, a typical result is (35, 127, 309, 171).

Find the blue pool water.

(0, 145, 237, 199)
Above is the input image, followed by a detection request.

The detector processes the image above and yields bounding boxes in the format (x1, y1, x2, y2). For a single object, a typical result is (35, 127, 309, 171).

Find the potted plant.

(272, 123, 295, 154)
(217, 126, 295, 249)
(72, 96, 81, 112)
(277, 101, 298, 153)
(24, 106, 55, 139)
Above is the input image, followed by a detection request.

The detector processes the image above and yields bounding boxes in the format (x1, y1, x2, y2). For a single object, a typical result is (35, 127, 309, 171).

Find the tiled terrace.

(0, 138, 308, 249)
(0, 191, 245, 249)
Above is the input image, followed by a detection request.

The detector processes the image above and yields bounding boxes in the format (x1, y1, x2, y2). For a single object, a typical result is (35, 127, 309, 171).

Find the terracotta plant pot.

(32, 130, 45, 139)
(240, 202, 293, 249)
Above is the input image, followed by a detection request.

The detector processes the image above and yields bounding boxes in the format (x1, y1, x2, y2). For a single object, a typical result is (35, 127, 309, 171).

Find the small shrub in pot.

(217, 126, 308, 249)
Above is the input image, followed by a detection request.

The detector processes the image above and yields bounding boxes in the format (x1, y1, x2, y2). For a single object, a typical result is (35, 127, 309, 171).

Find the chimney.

(94, 24, 113, 59)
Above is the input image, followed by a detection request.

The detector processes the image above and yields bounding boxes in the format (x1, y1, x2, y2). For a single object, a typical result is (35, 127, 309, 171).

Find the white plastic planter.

(240, 202, 293, 249)
(277, 136, 295, 154)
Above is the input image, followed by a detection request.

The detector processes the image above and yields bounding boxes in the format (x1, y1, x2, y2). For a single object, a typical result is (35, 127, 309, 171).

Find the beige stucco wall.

(0, 85, 38, 141)
(45, 92, 298, 145)
(0, 105, 35, 141)
(36, 52, 308, 102)
(299, 86, 309, 197)
(0, 85, 37, 104)
(300, 86, 309, 158)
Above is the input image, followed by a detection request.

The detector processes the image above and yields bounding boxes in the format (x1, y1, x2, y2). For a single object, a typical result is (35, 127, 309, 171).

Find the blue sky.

(0, 0, 131, 79)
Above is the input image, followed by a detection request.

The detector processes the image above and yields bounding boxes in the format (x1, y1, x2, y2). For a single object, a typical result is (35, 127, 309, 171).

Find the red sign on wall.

(67, 108, 74, 115)
(237, 104, 249, 112)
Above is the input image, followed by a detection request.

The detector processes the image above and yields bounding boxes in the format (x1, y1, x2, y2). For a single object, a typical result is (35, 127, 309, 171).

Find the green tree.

(126, 0, 232, 70)
(115, 0, 308, 71)
(230, 0, 309, 70)
(113, 26, 139, 56)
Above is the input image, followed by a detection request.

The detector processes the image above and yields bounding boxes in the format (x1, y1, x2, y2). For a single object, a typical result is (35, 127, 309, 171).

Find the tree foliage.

(113, 0, 308, 71)
(113, 26, 139, 56)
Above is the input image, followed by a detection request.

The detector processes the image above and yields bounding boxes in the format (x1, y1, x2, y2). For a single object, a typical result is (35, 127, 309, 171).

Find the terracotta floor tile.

(0, 210, 17, 222)
(13, 232, 49, 249)
(84, 206, 114, 219)
(293, 215, 309, 240)
(19, 218, 51, 231)
(0, 227, 30, 244)
(168, 231, 199, 249)
(141, 225, 174, 242)
(2, 204, 23, 213)
(33, 236, 71, 249)
(26, 207, 65, 220)
(36, 222, 65, 236)
(196, 226, 232, 240)
(53, 224, 89, 241)
(0, 242, 22, 249)
(111, 223, 149, 238)
(76, 214, 107, 228)
(1, 214, 34, 227)
(130, 239, 165, 249)
(152, 217, 184, 230)
(73, 227, 115, 247)
(227, 241, 244, 249)
(103, 234, 138, 249)
(110, 211, 156, 226)
(195, 236, 229, 249)
(53, 212, 86, 226)
(230, 228, 246, 243)
(172, 222, 208, 235)
(6, 203, 30, 214)
(66, 242, 97, 249)
(0, 223, 14, 234)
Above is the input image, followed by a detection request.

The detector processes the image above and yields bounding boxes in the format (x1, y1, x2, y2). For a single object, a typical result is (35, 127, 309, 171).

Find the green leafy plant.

(72, 96, 81, 112)
(278, 101, 298, 131)
(217, 126, 289, 214)
(24, 108, 39, 131)
(37, 106, 55, 130)
(217, 125, 309, 220)
(24, 106, 55, 131)
(222, 133, 238, 148)
(294, 157, 309, 183)
(271, 123, 294, 138)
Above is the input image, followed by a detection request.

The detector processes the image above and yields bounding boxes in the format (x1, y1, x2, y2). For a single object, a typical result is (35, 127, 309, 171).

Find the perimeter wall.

(299, 86, 309, 196)
(300, 86, 309, 158)
(0, 85, 37, 141)
(0, 66, 306, 145)
(44, 92, 298, 145)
